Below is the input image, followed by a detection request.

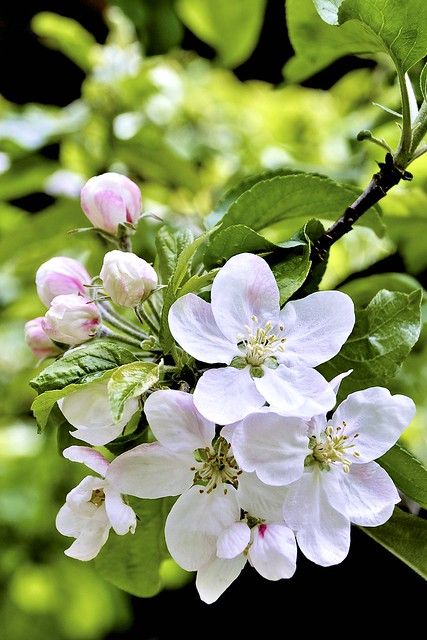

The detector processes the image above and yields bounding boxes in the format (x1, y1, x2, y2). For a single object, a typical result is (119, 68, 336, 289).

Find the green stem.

(100, 327, 142, 349)
(410, 100, 427, 157)
(100, 306, 147, 340)
(145, 296, 161, 324)
(135, 305, 159, 336)
(394, 70, 413, 169)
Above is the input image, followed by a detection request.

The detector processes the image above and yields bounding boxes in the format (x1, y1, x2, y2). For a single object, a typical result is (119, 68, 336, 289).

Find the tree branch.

(311, 153, 413, 266)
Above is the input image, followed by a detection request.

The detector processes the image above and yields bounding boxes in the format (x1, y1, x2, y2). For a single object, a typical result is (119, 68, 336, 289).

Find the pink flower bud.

(100, 250, 158, 308)
(80, 173, 142, 235)
(42, 294, 101, 345)
(36, 257, 91, 307)
(24, 317, 62, 359)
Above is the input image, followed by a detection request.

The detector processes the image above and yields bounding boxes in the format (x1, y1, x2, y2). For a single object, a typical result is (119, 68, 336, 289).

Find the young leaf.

(361, 507, 427, 579)
(107, 362, 160, 422)
(340, 273, 423, 307)
(319, 289, 422, 398)
(155, 226, 194, 285)
(378, 443, 427, 510)
(95, 497, 175, 597)
(203, 224, 277, 269)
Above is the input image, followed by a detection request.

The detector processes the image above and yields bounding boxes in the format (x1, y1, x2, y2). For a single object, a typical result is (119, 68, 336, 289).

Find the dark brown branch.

(311, 153, 413, 267)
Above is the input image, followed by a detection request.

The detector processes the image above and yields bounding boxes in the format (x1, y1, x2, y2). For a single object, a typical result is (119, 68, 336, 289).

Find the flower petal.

(66, 476, 104, 512)
(211, 253, 280, 342)
(328, 462, 399, 526)
(196, 555, 246, 604)
(64, 515, 110, 561)
(237, 471, 289, 522)
(217, 522, 251, 559)
(144, 390, 215, 453)
(56, 503, 84, 537)
(105, 490, 137, 535)
(232, 411, 309, 486)
(249, 523, 297, 580)
(280, 291, 355, 367)
(168, 293, 237, 364)
(63, 446, 109, 477)
(283, 469, 350, 566)
(255, 365, 336, 418)
(165, 485, 240, 571)
(194, 366, 265, 425)
(70, 423, 125, 447)
(332, 387, 416, 463)
(107, 443, 194, 498)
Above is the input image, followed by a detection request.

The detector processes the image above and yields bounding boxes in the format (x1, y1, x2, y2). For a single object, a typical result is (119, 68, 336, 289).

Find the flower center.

(307, 422, 360, 473)
(192, 437, 242, 494)
(237, 315, 286, 367)
(90, 488, 105, 506)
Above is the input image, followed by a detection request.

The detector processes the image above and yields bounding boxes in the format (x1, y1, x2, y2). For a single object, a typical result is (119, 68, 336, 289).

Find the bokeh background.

(0, 1, 425, 637)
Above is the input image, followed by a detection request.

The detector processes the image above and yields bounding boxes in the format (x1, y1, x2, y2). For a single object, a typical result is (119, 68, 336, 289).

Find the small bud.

(80, 172, 142, 235)
(24, 317, 62, 359)
(42, 294, 101, 345)
(36, 256, 91, 307)
(100, 250, 158, 308)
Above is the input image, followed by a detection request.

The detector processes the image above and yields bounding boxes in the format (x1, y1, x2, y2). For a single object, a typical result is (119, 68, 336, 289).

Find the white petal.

(232, 411, 309, 486)
(211, 253, 280, 343)
(196, 555, 246, 604)
(329, 369, 353, 394)
(332, 387, 416, 463)
(249, 523, 297, 580)
(237, 471, 289, 522)
(107, 443, 194, 498)
(217, 522, 251, 559)
(144, 390, 215, 453)
(64, 517, 110, 561)
(194, 366, 265, 425)
(70, 423, 125, 446)
(280, 291, 355, 367)
(165, 485, 240, 571)
(105, 490, 137, 535)
(66, 476, 104, 512)
(283, 469, 350, 566)
(328, 462, 399, 526)
(63, 446, 109, 476)
(56, 503, 84, 537)
(168, 293, 237, 363)
(255, 365, 336, 418)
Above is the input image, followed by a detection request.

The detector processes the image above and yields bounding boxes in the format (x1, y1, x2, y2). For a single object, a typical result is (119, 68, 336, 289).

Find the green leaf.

(319, 289, 423, 398)
(204, 224, 277, 269)
(176, 0, 266, 67)
(30, 340, 136, 394)
(361, 507, 427, 579)
(95, 497, 175, 597)
(420, 62, 427, 101)
(155, 226, 194, 285)
(107, 362, 159, 422)
(340, 273, 423, 307)
(378, 444, 427, 509)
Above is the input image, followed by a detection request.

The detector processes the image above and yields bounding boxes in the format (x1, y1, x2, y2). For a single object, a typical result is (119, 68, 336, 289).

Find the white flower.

(106, 389, 241, 571)
(42, 294, 101, 346)
(24, 316, 62, 359)
(58, 379, 139, 445)
(80, 172, 142, 235)
(196, 472, 297, 604)
(100, 250, 158, 308)
(56, 446, 137, 561)
(168, 253, 355, 424)
(232, 387, 414, 567)
(36, 256, 91, 307)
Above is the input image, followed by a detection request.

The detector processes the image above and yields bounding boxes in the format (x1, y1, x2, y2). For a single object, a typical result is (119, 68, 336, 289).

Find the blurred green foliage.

(1, 2, 427, 638)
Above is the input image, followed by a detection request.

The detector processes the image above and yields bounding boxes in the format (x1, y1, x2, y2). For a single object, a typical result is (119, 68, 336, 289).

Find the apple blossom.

(169, 253, 355, 424)
(42, 293, 101, 345)
(56, 446, 137, 561)
(36, 256, 91, 307)
(80, 172, 142, 235)
(100, 250, 158, 308)
(58, 379, 139, 445)
(24, 316, 62, 359)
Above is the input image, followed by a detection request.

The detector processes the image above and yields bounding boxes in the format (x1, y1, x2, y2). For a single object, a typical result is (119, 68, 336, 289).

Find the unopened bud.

(36, 256, 90, 307)
(42, 294, 101, 345)
(100, 250, 158, 308)
(24, 317, 62, 358)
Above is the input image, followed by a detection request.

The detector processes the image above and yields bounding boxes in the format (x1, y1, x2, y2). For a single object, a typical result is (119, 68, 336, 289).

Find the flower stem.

(100, 326, 142, 349)
(100, 304, 148, 340)
(410, 100, 427, 156)
(135, 305, 159, 336)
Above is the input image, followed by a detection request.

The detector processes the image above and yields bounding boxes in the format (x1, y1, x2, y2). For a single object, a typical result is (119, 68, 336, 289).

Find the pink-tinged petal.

(168, 294, 237, 364)
(104, 490, 137, 535)
(63, 446, 109, 477)
(249, 523, 297, 580)
(70, 423, 125, 447)
(56, 504, 84, 537)
(255, 365, 336, 418)
(196, 555, 247, 604)
(283, 469, 350, 566)
(328, 462, 399, 526)
(107, 443, 193, 499)
(232, 411, 309, 486)
(217, 522, 251, 559)
(144, 390, 215, 453)
(194, 366, 265, 425)
(165, 485, 240, 571)
(280, 291, 355, 367)
(332, 388, 416, 463)
(211, 253, 280, 343)
(237, 471, 289, 522)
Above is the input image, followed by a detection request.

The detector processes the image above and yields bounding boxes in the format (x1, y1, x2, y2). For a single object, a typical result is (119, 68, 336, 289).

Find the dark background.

(0, 1, 424, 636)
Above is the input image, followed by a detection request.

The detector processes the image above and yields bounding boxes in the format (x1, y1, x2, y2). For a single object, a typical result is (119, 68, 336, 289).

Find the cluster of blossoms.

(27, 173, 415, 603)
